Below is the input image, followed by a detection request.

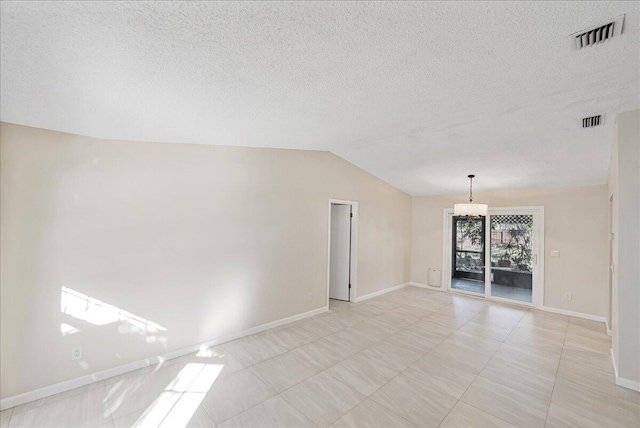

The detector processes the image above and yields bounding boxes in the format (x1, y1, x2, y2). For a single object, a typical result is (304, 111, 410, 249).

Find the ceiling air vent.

(570, 15, 624, 50)
(582, 115, 603, 128)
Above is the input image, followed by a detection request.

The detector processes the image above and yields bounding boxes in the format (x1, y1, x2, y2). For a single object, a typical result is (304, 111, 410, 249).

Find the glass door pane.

(489, 214, 533, 303)
(451, 216, 485, 295)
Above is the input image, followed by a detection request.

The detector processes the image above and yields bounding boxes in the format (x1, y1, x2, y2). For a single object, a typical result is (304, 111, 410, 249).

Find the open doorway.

(327, 199, 358, 304)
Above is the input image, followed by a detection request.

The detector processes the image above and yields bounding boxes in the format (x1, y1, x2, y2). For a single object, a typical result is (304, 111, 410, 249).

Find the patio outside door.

(446, 207, 543, 307)
(451, 216, 486, 295)
(487, 213, 535, 304)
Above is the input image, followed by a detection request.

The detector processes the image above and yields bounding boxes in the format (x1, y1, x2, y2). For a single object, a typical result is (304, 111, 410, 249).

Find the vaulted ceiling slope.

(1, 1, 639, 195)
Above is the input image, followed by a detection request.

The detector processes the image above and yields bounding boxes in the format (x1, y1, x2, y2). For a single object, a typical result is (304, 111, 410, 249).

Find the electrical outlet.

(72, 345, 83, 360)
(307, 293, 312, 301)
(550, 250, 560, 258)
(564, 293, 572, 301)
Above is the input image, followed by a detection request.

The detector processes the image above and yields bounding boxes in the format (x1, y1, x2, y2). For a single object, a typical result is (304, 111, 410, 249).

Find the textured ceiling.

(1, 1, 639, 195)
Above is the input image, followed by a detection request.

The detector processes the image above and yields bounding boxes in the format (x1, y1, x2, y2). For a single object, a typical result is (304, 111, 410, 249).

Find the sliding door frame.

(443, 206, 545, 308)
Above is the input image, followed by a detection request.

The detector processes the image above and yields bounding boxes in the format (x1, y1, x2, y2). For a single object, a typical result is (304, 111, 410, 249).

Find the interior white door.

(330, 204, 351, 301)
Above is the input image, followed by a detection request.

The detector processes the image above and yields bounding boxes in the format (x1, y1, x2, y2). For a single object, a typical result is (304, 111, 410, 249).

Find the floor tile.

(406, 298, 450, 313)
(219, 396, 316, 428)
(390, 305, 429, 323)
(458, 320, 514, 342)
(550, 375, 639, 428)
(489, 342, 560, 376)
(346, 318, 399, 341)
(200, 368, 275, 424)
(330, 299, 353, 310)
(481, 305, 527, 322)
(348, 303, 386, 318)
(249, 352, 320, 393)
(460, 376, 549, 427)
(12, 380, 107, 416)
(330, 398, 416, 428)
(281, 371, 365, 427)
(370, 374, 457, 427)
(420, 312, 473, 331)
(519, 311, 568, 330)
(403, 352, 477, 399)
(325, 352, 399, 396)
(324, 327, 379, 354)
(170, 345, 245, 377)
(568, 317, 607, 334)
(556, 357, 640, 405)
(504, 328, 564, 355)
(359, 338, 423, 372)
(8, 385, 110, 428)
(112, 403, 214, 428)
(105, 364, 179, 420)
(292, 338, 355, 370)
(383, 328, 440, 355)
(444, 330, 503, 357)
(563, 325, 611, 354)
(266, 324, 319, 350)
(471, 311, 521, 329)
(559, 348, 613, 373)
(426, 341, 493, 374)
(373, 311, 414, 330)
(0, 409, 12, 428)
(478, 357, 556, 401)
(439, 401, 516, 428)
(221, 335, 287, 367)
(331, 309, 371, 327)
(545, 403, 607, 428)
(365, 298, 403, 312)
(104, 362, 169, 386)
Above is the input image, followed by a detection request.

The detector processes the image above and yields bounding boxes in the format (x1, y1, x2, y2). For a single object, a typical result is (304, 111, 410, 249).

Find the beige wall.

(411, 186, 609, 316)
(609, 110, 640, 386)
(0, 123, 412, 399)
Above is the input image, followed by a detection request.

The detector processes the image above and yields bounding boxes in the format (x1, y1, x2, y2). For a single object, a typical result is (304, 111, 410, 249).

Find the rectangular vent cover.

(570, 15, 624, 50)
(583, 115, 602, 128)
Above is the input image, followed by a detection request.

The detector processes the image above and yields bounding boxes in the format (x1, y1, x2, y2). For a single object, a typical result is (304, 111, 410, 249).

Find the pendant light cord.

(468, 175, 474, 203)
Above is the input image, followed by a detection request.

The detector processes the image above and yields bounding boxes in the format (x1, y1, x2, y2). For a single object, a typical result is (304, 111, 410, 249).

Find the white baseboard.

(610, 348, 640, 392)
(408, 282, 444, 291)
(541, 306, 606, 323)
(353, 282, 410, 302)
(0, 306, 328, 411)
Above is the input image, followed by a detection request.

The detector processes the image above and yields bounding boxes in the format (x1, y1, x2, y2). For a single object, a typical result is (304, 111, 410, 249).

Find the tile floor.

(2, 286, 638, 428)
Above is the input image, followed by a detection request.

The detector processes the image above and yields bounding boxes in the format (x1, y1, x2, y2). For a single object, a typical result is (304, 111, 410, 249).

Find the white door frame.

(327, 199, 358, 307)
(442, 206, 545, 308)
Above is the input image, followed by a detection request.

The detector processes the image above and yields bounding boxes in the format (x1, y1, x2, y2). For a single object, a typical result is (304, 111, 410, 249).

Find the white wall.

(411, 186, 609, 316)
(0, 123, 412, 399)
(609, 110, 640, 388)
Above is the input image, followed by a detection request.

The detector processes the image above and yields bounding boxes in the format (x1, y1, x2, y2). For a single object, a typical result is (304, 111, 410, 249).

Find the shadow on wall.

(60, 286, 167, 344)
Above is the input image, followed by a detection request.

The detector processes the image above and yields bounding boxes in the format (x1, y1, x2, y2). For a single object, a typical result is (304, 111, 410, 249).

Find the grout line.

(367, 297, 490, 426)
(543, 318, 570, 427)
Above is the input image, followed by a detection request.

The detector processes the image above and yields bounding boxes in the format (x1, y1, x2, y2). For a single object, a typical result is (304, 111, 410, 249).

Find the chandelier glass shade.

(454, 175, 488, 217)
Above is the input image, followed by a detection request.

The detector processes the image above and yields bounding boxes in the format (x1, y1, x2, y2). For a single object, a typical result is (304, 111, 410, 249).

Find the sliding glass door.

(488, 214, 534, 303)
(451, 216, 485, 295)
(447, 207, 543, 307)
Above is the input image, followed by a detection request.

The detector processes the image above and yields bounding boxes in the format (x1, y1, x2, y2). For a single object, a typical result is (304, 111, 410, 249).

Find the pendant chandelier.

(454, 174, 488, 217)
